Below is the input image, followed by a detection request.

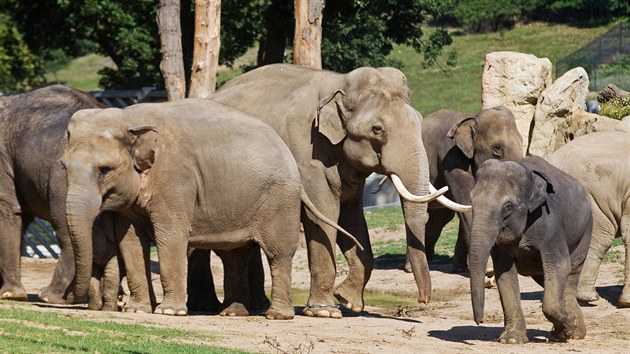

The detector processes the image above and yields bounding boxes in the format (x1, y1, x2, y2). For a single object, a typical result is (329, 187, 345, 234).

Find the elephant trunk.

(468, 214, 497, 325)
(394, 149, 432, 304)
(66, 180, 101, 300)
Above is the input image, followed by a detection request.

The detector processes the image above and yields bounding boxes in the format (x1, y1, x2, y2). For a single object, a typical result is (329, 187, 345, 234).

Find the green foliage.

(453, 0, 522, 33)
(600, 97, 630, 120)
(0, 306, 248, 353)
(0, 13, 45, 93)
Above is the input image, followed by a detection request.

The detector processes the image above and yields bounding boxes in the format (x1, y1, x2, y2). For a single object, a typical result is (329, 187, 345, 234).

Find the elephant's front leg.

(492, 251, 528, 344)
(541, 253, 575, 341)
(334, 199, 373, 313)
(153, 225, 189, 316)
(118, 222, 155, 313)
(0, 201, 27, 301)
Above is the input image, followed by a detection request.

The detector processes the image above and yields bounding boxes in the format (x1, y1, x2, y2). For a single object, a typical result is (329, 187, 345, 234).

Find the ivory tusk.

(431, 184, 472, 212)
(390, 174, 448, 203)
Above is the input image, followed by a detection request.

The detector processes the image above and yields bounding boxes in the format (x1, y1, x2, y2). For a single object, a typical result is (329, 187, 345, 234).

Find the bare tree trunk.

(157, 0, 186, 101)
(189, 0, 221, 98)
(293, 0, 324, 69)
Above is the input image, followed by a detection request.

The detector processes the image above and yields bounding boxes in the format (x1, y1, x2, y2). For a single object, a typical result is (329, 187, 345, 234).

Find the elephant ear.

(128, 126, 158, 172)
(447, 116, 476, 159)
(528, 170, 554, 212)
(316, 90, 347, 145)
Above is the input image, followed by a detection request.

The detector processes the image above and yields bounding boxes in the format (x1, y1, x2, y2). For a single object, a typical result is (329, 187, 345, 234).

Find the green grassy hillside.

(48, 22, 615, 112)
(389, 22, 615, 115)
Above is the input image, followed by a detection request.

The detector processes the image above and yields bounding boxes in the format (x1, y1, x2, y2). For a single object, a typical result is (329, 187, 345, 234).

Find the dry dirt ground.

(8, 228, 630, 353)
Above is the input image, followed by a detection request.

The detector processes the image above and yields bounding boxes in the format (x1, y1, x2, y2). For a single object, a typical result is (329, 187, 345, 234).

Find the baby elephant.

(469, 156, 592, 343)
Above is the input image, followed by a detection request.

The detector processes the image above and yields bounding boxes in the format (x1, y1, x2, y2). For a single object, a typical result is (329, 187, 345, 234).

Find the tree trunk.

(157, 0, 186, 101)
(188, 0, 221, 98)
(293, 0, 324, 69)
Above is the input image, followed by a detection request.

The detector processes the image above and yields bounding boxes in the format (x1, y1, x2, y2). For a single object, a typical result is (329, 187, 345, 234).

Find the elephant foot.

(250, 295, 271, 312)
(154, 301, 187, 316)
(37, 285, 75, 304)
(100, 302, 120, 312)
(498, 329, 528, 344)
(303, 303, 342, 318)
(220, 302, 249, 317)
(576, 287, 599, 303)
(617, 293, 630, 308)
(550, 318, 579, 341)
(123, 299, 153, 314)
(1, 285, 27, 302)
(334, 284, 364, 313)
(265, 305, 294, 320)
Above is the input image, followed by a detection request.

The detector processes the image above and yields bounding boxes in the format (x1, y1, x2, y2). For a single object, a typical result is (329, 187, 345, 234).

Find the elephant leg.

(619, 212, 630, 307)
(118, 220, 155, 314)
(38, 178, 76, 304)
(216, 248, 250, 317)
(0, 195, 27, 301)
(491, 250, 528, 344)
(247, 246, 270, 312)
(424, 205, 455, 262)
(334, 199, 373, 314)
(541, 256, 574, 341)
(186, 249, 221, 313)
(88, 264, 104, 310)
(577, 207, 616, 303)
(452, 214, 470, 273)
(302, 215, 341, 318)
(564, 271, 586, 339)
(100, 253, 123, 311)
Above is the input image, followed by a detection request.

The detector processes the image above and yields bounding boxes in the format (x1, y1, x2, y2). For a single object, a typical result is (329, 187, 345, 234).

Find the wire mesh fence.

(556, 22, 630, 91)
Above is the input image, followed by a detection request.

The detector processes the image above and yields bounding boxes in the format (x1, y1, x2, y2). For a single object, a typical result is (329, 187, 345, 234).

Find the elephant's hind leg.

(618, 212, 630, 307)
(0, 197, 28, 301)
(563, 272, 586, 340)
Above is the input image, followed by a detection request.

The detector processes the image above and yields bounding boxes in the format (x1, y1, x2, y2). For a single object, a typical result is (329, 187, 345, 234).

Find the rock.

(482, 51, 552, 154)
(528, 67, 590, 158)
(597, 83, 630, 103)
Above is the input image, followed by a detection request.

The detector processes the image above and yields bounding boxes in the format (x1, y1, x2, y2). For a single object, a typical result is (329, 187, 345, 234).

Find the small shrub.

(599, 97, 630, 120)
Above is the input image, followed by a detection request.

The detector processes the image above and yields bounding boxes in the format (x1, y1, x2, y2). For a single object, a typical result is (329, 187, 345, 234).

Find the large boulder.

(527, 67, 590, 157)
(482, 51, 552, 154)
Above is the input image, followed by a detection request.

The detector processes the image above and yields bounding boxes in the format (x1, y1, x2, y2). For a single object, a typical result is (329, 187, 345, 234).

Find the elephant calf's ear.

(128, 126, 158, 172)
(528, 170, 553, 212)
(316, 90, 347, 145)
(447, 116, 476, 159)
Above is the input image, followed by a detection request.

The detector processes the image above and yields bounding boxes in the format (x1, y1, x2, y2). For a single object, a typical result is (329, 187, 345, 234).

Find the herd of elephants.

(0, 63, 628, 344)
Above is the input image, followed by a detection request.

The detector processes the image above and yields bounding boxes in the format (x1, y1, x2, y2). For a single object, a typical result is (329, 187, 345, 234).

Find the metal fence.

(556, 22, 630, 91)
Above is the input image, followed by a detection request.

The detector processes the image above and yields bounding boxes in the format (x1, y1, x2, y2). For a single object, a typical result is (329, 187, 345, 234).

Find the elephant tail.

(300, 187, 364, 251)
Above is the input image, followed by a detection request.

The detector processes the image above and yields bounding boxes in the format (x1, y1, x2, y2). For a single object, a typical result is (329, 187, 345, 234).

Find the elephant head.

(447, 106, 523, 173)
(468, 159, 552, 324)
(62, 108, 157, 299)
(316, 67, 467, 302)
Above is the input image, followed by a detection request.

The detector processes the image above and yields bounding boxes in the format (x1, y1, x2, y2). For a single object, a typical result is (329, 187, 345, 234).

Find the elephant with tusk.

(210, 63, 468, 318)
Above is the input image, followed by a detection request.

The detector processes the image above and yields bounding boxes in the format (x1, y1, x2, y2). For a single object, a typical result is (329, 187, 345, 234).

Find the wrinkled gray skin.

(548, 131, 630, 307)
(64, 99, 308, 319)
(0, 85, 102, 304)
(420, 106, 523, 273)
(211, 64, 461, 317)
(469, 157, 592, 343)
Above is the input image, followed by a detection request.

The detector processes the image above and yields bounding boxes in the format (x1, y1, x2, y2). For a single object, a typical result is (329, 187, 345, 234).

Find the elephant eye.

(99, 166, 114, 175)
(502, 202, 513, 217)
(492, 145, 503, 158)
(371, 125, 383, 135)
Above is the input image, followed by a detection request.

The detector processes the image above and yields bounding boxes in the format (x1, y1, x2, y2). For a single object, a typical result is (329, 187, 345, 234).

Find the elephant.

(63, 98, 361, 319)
(0, 84, 102, 304)
(469, 157, 592, 343)
(548, 130, 630, 307)
(421, 106, 523, 273)
(210, 63, 467, 318)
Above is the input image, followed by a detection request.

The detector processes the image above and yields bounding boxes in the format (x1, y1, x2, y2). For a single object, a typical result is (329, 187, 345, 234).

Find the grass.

(45, 53, 114, 91)
(603, 237, 625, 263)
(389, 22, 616, 115)
(0, 305, 249, 353)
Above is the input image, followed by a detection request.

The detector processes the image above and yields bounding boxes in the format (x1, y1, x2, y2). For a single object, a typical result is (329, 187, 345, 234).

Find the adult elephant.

(210, 64, 467, 318)
(421, 106, 523, 273)
(0, 85, 102, 303)
(548, 130, 630, 307)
